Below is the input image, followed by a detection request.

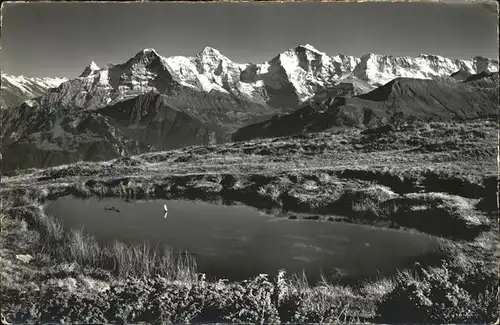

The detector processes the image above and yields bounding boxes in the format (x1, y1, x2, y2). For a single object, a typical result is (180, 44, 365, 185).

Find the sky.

(1, 1, 498, 78)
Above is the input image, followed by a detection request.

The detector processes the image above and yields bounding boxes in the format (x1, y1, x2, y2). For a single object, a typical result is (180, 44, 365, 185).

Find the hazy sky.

(1, 1, 498, 78)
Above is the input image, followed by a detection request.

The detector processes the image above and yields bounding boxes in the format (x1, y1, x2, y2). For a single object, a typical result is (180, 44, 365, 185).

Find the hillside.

(232, 72, 499, 142)
(1, 119, 497, 323)
(0, 91, 232, 171)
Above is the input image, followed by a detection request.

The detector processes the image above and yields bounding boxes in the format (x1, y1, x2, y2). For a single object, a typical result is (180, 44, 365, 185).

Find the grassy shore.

(0, 120, 498, 323)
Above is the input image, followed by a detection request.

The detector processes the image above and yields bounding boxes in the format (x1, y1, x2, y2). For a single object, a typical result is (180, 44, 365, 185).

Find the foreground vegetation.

(1, 120, 498, 323)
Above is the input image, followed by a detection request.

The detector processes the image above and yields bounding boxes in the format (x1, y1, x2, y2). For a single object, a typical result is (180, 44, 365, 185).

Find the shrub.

(376, 261, 498, 323)
(220, 274, 280, 324)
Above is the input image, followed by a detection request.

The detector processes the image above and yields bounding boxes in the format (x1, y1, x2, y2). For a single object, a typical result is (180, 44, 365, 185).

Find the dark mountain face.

(306, 80, 372, 103)
(0, 89, 35, 110)
(450, 69, 473, 82)
(462, 71, 499, 87)
(232, 73, 499, 142)
(97, 92, 227, 150)
(1, 102, 139, 171)
(239, 60, 301, 110)
(107, 49, 179, 94)
(259, 56, 302, 110)
(1, 92, 228, 172)
(1, 78, 274, 173)
(160, 86, 276, 131)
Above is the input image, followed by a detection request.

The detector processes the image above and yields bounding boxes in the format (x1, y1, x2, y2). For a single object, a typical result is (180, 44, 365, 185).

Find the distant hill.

(0, 91, 230, 171)
(232, 72, 499, 142)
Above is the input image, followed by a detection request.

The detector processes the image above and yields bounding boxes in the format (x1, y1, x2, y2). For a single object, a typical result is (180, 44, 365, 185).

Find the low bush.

(376, 261, 498, 323)
(2, 271, 376, 324)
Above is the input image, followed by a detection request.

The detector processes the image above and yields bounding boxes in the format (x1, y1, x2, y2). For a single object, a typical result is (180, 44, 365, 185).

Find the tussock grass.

(360, 277, 396, 301)
(270, 270, 373, 323)
(66, 178, 156, 201)
(11, 197, 197, 281)
(102, 241, 196, 280)
(65, 228, 102, 266)
(37, 213, 65, 250)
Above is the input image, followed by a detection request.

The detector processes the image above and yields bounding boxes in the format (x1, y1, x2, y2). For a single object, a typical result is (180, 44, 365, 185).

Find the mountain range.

(1, 45, 498, 171)
(1, 74, 68, 110)
(232, 72, 499, 141)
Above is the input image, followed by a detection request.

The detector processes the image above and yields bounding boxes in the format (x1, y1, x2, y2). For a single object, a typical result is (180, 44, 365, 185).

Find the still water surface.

(46, 196, 441, 283)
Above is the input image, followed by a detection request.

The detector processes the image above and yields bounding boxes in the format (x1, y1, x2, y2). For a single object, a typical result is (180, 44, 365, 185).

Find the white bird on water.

(164, 204, 168, 218)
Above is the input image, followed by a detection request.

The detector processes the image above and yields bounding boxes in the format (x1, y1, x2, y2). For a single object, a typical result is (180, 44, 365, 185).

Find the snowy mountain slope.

(20, 48, 276, 138)
(237, 44, 354, 108)
(1, 74, 68, 109)
(352, 53, 498, 87)
(4, 45, 498, 113)
(43, 48, 179, 109)
(165, 46, 241, 93)
(39, 49, 260, 109)
(18, 45, 498, 114)
(472, 56, 499, 74)
(162, 45, 497, 106)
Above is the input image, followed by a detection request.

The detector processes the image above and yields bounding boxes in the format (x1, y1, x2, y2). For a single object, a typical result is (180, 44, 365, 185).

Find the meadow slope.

(0, 119, 498, 323)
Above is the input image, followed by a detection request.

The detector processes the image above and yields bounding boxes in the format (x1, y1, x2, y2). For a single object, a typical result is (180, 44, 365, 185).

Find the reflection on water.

(46, 196, 442, 283)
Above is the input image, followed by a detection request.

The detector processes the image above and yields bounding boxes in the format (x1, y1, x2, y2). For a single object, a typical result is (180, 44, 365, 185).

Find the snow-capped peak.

(296, 44, 323, 53)
(199, 46, 223, 57)
(16, 44, 498, 113)
(89, 61, 100, 71)
(128, 48, 163, 66)
(1, 73, 68, 109)
(418, 53, 439, 58)
(359, 53, 378, 60)
(278, 44, 328, 58)
(1, 73, 68, 92)
(472, 56, 499, 73)
(79, 61, 102, 78)
(196, 46, 232, 66)
(37, 76, 69, 88)
(162, 45, 241, 93)
(417, 53, 449, 62)
(263, 44, 348, 102)
(139, 48, 159, 56)
(351, 52, 498, 86)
